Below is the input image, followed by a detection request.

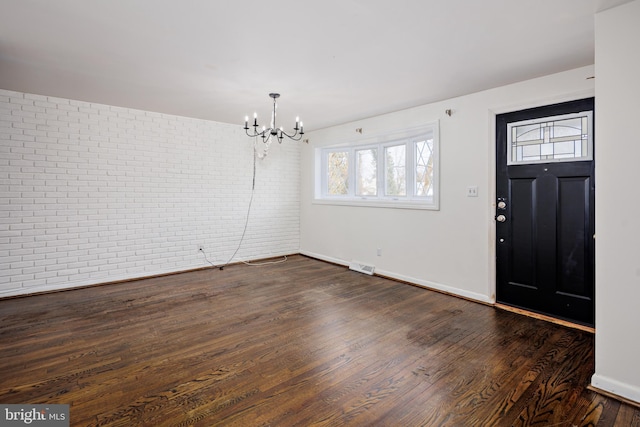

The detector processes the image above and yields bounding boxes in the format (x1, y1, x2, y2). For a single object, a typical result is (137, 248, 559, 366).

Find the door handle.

(495, 214, 507, 223)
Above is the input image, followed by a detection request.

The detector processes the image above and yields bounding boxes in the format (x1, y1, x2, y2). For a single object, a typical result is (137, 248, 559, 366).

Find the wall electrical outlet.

(467, 186, 479, 197)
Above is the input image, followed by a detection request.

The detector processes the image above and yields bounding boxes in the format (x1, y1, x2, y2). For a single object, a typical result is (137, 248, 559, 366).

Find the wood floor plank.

(1, 255, 638, 426)
(614, 402, 640, 427)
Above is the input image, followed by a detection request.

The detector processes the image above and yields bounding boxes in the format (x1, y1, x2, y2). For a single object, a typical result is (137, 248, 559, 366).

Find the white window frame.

(314, 122, 439, 210)
(354, 145, 378, 197)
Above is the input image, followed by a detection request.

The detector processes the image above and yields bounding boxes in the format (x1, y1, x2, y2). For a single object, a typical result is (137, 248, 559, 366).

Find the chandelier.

(244, 93, 304, 144)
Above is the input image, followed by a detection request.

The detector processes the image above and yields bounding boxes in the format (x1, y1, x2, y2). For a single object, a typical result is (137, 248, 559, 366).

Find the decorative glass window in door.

(507, 111, 593, 165)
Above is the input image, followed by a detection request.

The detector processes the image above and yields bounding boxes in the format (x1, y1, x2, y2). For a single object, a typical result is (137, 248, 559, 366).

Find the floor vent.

(349, 261, 375, 275)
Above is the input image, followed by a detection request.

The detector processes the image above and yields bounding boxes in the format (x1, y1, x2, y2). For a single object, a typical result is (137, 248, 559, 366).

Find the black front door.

(496, 98, 595, 326)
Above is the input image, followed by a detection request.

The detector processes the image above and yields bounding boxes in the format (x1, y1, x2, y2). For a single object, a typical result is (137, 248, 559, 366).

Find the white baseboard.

(591, 373, 640, 405)
(0, 251, 293, 298)
(0, 264, 204, 298)
(299, 250, 349, 268)
(375, 268, 493, 304)
(299, 250, 492, 304)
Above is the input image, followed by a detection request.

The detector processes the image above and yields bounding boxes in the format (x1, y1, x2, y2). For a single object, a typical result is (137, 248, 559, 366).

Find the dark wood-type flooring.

(1, 255, 638, 426)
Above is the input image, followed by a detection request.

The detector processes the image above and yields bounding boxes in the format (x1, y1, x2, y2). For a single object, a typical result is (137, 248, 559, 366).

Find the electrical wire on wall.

(207, 137, 287, 270)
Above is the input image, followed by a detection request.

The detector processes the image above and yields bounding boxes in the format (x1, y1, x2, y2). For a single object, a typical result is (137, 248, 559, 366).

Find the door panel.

(557, 176, 589, 295)
(510, 178, 536, 288)
(496, 98, 595, 326)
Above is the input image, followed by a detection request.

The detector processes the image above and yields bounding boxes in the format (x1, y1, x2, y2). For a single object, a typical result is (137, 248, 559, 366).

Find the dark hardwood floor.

(1, 255, 638, 426)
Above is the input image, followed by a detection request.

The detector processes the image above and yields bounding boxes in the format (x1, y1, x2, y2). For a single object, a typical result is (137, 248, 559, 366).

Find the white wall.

(592, 0, 640, 404)
(0, 89, 300, 297)
(301, 66, 595, 303)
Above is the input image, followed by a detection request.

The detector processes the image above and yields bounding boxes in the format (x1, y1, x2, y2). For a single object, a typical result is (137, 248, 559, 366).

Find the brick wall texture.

(0, 89, 300, 296)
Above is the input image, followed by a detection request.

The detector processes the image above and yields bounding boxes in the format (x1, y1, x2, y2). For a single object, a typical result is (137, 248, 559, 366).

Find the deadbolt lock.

(497, 197, 507, 210)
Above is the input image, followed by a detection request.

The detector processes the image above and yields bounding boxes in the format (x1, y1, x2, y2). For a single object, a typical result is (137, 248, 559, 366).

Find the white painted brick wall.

(0, 89, 300, 297)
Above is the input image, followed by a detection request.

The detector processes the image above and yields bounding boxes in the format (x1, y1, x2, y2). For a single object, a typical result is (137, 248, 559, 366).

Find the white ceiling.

(0, 0, 632, 131)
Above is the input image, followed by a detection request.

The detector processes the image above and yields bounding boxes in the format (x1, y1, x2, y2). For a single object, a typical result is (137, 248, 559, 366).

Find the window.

(507, 111, 593, 165)
(385, 144, 406, 196)
(415, 139, 434, 197)
(356, 148, 377, 196)
(316, 123, 439, 210)
(327, 151, 349, 195)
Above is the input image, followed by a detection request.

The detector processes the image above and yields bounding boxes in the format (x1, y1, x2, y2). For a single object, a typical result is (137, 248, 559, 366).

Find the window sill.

(312, 198, 439, 211)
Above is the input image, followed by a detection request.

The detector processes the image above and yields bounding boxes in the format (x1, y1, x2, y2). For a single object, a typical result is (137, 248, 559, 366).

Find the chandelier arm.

(279, 130, 303, 141)
(279, 129, 299, 138)
(246, 128, 263, 138)
(247, 126, 280, 140)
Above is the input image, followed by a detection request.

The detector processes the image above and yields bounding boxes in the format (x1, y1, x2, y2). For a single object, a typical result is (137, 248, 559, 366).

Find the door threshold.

(495, 303, 594, 333)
